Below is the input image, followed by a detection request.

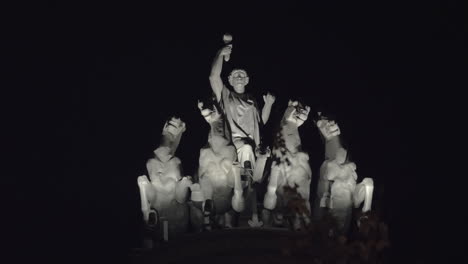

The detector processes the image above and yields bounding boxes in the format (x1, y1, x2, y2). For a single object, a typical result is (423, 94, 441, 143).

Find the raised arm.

(209, 46, 232, 102)
(261, 92, 276, 125)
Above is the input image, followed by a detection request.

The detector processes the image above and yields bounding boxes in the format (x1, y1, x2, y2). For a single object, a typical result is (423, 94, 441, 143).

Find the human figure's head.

(228, 69, 249, 93)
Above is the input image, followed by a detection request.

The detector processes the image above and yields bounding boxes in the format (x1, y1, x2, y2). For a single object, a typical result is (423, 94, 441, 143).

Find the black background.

(8, 1, 463, 263)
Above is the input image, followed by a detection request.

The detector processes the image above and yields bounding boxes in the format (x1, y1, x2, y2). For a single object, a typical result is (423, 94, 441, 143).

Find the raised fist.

(263, 92, 276, 105)
(219, 45, 232, 57)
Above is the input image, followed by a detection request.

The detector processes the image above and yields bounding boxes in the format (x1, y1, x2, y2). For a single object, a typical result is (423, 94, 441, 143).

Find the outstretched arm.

(209, 46, 232, 102)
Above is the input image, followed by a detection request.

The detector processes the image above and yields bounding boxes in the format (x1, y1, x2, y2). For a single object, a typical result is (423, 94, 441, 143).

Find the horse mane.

(271, 103, 304, 166)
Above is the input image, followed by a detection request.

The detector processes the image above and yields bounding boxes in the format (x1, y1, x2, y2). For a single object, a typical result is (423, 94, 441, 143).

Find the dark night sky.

(9, 1, 463, 263)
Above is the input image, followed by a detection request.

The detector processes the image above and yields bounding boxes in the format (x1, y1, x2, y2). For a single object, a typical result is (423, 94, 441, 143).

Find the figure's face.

(335, 148, 347, 165)
(162, 117, 186, 138)
(228, 69, 249, 93)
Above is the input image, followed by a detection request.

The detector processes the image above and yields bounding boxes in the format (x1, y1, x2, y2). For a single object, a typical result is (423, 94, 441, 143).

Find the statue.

(208, 34, 276, 173)
(262, 101, 312, 230)
(195, 100, 245, 229)
(206, 34, 277, 228)
(137, 117, 193, 238)
(314, 116, 374, 234)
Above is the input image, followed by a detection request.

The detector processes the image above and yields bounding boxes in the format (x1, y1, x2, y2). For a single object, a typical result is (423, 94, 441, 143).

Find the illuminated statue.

(196, 100, 245, 229)
(208, 34, 276, 173)
(262, 101, 312, 230)
(315, 117, 374, 234)
(137, 117, 192, 236)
